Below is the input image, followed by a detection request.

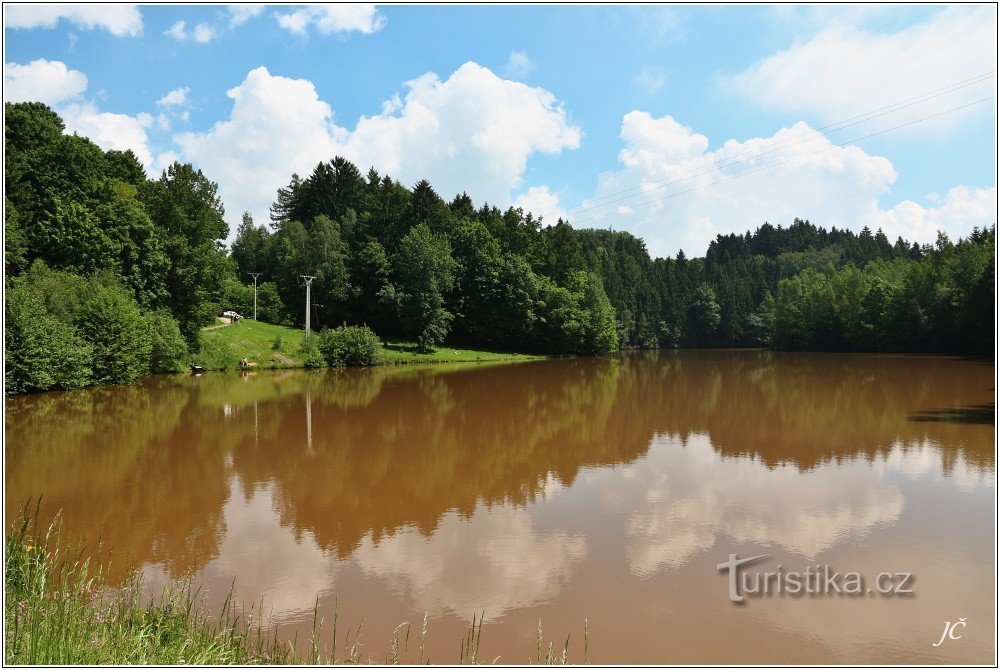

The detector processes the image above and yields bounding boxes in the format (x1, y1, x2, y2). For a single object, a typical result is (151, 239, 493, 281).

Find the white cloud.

(875, 186, 997, 244)
(726, 6, 997, 132)
(512, 186, 567, 224)
(175, 63, 582, 233)
(192, 22, 215, 43)
(631, 67, 667, 95)
(3, 4, 142, 36)
(275, 4, 386, 35)
(504, 51, 534, 78)
(164, 20, 215, 42)
(564, 109, 994, 257)
(227, 4, 264, 27)
(156, 86, 190, 107)
(3, 59, 88, 106)
(164, 20, 187, 40)
(60, 102, 154, 166)
(3, 59, 156, 168)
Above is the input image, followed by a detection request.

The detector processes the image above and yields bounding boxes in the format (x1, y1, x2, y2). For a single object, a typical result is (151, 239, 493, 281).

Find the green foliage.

(4, 278, 93, 394)
(4, 263, 162, 393)
(5, 103, 993, 396)
(219, 277, 254, 316)
(145, 309, 189, 373)
(684, 283, 722, 347)
(141, 161, 232, 343)
(317, 325, 384, 367)
(579, 272, 620, 354)
(389, 223, 457, 351)
(255, 281, 289, 324)
(298, 335, 326, 368)
(75, 280, 152, 385)
(767, 228, 994, 355)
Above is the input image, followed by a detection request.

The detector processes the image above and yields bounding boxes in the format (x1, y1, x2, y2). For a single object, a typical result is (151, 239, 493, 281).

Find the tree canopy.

(5, 101, 994, 393)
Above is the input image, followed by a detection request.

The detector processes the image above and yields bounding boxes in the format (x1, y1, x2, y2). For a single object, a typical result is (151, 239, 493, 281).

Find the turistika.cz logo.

(716, 554, 914, 603)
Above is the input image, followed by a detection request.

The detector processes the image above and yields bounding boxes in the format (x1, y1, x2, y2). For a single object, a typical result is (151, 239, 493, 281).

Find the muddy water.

(5, 351, 995, 663)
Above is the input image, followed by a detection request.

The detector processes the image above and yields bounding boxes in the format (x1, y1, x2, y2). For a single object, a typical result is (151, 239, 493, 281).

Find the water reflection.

(5, 351, 995, 663)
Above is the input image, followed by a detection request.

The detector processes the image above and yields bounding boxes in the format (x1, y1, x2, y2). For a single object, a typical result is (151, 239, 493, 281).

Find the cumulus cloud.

(59, 102, 155, 165)
(227, 4, 264, 27)
(512, 186, 567, 224)
(726, 6, 997, 131)
(554, 109, 993, 257)
(275, 4, 386, 35)
(164, 20, 187, 40)
(2, 59, 156, 167)
(192, 22, 215, 43)
(157, 86, 190, 107)
(164, 20, 215, 42)
(504, 51, 534, 78)
(875, 186, 998, 244)
(3, 4, 142, 36)
(175, 63, 582, 232)
(3, 59, 88, 106)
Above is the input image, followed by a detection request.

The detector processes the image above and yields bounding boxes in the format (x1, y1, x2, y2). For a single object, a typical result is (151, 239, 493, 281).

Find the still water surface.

(6, 351, 996, 663)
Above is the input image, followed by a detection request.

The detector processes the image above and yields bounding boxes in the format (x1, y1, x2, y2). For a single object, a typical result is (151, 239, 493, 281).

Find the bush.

(317, 325, 383, 367)
(5, 279, 93, 394)
(145, 309, 188, 373)
(298, 335, 326, 368)
(75, 281, 152, 385)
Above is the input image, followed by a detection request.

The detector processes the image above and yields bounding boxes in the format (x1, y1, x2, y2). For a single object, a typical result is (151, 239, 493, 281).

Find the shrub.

(145, 309, 188, 373)
(75, 281, 152, 385)
(272, 336, 283, 351)
(298, 335, 326, 368)
(5, 279, 93, 394)
(317, 325, 383, 367)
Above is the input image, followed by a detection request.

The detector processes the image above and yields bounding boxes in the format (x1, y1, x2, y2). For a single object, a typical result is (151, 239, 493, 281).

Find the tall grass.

(5, 507, 587, 664)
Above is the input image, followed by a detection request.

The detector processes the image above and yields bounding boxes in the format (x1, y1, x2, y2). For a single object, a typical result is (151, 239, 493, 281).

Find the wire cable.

(568, 95, 995, 228)
(538, 71, 996, 220)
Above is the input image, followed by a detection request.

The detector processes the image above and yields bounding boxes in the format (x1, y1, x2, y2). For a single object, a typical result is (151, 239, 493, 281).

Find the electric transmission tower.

(247, 272, 262, 320)
(299, 275, 317, 335)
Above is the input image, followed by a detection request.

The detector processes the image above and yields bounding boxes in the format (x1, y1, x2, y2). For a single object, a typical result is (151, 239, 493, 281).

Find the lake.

(5, 350, 995, 664)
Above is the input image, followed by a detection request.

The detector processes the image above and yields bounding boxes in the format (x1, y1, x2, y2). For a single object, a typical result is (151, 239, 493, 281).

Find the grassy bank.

(5, 512, 585, 664)
(192, 319, 547, 371)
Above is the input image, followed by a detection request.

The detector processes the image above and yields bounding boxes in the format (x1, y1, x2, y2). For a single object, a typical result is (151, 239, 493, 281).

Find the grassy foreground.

(192, 319, 546, 371)
(5, 511, 585, 664)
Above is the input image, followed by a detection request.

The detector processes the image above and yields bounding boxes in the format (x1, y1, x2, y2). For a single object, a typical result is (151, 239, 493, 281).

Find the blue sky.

(4, 4, 997, 256)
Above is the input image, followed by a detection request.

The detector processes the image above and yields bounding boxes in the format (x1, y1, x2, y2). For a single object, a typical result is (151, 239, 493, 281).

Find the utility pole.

(299, 275, 316, 335)
(247, 272, 262, 320)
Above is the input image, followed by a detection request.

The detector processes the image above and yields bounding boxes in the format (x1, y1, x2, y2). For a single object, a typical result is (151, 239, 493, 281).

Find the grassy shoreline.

(192, 319, 548, 371)
(5, 512, 585, 665)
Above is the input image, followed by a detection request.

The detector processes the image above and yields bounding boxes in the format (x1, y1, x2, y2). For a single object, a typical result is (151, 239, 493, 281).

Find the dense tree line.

(232, 159, 620, 354)
(5, 102, 229, 391)
(4, 102, 994, 393)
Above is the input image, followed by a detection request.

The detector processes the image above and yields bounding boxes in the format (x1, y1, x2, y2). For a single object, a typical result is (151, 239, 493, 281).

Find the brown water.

(5, 351, 996, 664)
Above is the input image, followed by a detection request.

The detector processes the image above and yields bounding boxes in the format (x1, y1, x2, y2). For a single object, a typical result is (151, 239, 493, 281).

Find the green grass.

(5, 508, 586, 665)
(381, 340, 547, 364)
(193, 320, 307, 370)
(193, 319, 547, 371)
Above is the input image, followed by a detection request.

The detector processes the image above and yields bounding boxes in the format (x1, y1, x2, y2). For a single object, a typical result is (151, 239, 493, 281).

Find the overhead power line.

(538, 70, 996, 221)
(568, 95, 995, 228)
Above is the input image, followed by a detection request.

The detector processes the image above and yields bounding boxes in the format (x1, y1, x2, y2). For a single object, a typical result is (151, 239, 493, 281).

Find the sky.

(3, 3, 997, 257)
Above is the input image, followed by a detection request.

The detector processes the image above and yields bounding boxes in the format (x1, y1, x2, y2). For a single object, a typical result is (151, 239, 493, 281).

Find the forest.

(5, 101, 995, 394)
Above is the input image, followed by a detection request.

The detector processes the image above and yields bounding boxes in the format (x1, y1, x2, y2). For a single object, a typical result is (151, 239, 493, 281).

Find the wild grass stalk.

(5, 508, 588, 664)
